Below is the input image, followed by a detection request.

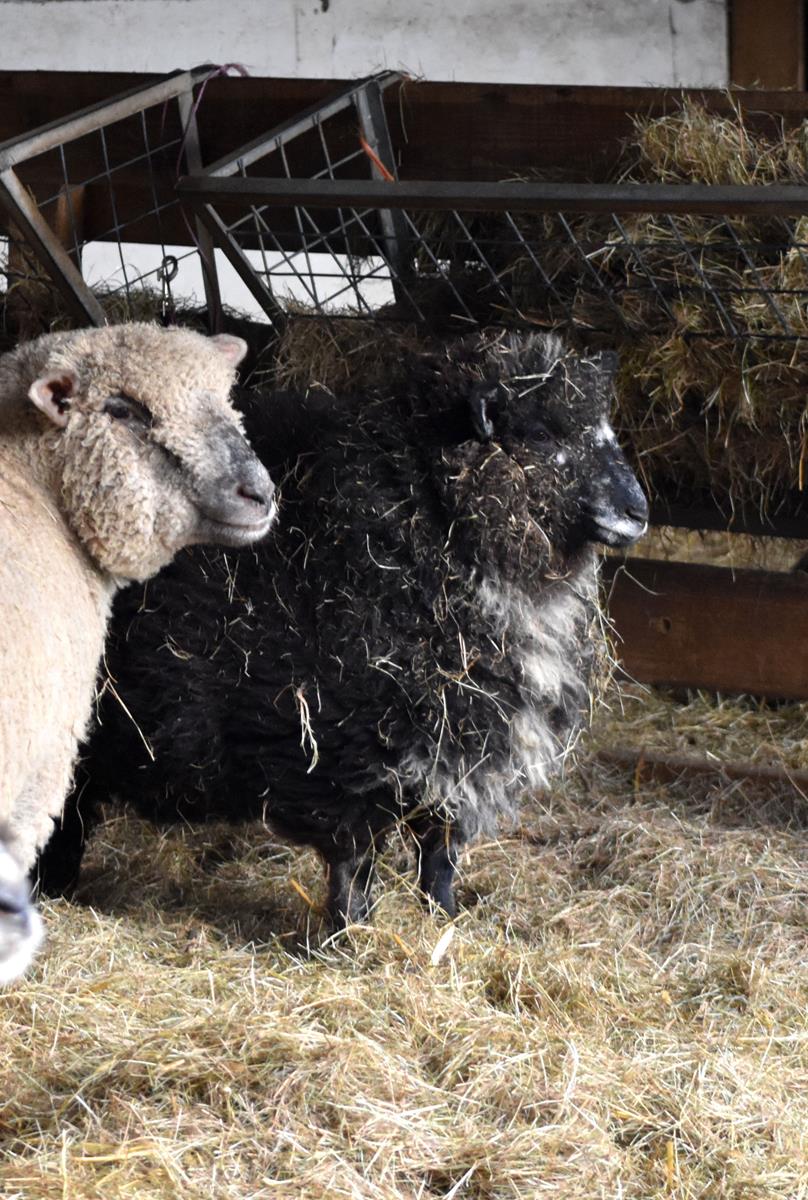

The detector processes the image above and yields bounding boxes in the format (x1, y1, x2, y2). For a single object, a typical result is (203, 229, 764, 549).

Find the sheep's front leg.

(323, 845, 380, 929)
(8, 751, 75, 876)
(411, 817, 459, 917)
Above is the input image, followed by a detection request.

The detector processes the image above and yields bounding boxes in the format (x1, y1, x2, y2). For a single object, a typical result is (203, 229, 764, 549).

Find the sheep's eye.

(104, 395, 153, 425)
(532, 422, 554, 445)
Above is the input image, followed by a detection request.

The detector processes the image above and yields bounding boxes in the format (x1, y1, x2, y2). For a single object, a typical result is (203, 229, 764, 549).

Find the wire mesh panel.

(0, 67, 220, 337)
(181, 169, 808, 342)
(184, 72, 410, 330)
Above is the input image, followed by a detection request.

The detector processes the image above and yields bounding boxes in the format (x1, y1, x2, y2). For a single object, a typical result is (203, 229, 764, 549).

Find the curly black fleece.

(40, 331, 642, 923)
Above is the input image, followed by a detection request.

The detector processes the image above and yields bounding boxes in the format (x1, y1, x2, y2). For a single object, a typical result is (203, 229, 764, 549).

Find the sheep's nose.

(197, 448, 276, 542)
(625, 496, 649, 524)
(236, 477, 275, 513)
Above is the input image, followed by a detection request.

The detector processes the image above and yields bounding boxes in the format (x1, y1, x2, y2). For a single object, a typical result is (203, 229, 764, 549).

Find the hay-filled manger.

(252, 96, 808, 530)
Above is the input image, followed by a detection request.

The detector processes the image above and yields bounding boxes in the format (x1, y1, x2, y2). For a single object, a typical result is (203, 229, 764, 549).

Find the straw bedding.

(1, 685, 805, 1199)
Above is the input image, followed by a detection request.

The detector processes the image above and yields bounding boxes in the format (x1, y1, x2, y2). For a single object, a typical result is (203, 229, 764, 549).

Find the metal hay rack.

(6, 68, 808, 345)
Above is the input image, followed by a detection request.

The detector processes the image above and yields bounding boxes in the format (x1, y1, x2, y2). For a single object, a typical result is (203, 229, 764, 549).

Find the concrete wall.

(0, 0, 728, 87)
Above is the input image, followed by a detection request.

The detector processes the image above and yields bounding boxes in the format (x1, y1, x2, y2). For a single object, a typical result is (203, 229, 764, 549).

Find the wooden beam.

(650, 502, 808, 540)
(597, 746, 808, 793)
(731, 0, 805, 90)
(3, 72, 808, 190)
(603, 557, 808, 700)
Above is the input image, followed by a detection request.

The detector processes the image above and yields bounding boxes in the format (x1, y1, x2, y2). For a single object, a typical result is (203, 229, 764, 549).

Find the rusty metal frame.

(0, 65, 218, 328)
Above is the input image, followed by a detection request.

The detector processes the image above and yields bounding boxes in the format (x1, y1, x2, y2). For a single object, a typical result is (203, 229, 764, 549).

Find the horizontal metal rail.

(177, 175, 808, 216)
(201, 71, 403, 179)
(0, 66, 212, 171)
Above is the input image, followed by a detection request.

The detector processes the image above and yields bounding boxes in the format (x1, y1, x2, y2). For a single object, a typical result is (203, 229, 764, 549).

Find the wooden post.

(730, 0, 805, 89)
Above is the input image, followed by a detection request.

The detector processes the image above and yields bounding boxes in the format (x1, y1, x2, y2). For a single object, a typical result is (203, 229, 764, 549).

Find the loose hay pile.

(1, 689, 805, 1199)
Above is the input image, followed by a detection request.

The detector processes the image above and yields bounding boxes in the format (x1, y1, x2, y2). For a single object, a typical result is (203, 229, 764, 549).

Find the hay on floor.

(1, 687, 806, 1199)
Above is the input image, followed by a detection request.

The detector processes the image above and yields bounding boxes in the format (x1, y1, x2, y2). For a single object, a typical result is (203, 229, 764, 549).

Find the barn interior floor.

(1, 683, 805, 1199)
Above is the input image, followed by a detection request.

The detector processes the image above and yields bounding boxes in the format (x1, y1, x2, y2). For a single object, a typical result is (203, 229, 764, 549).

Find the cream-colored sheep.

(0, 323, 275, 982)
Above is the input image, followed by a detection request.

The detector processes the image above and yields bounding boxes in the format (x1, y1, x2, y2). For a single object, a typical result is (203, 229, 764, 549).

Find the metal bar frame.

(195, 203, 288, 332)
(201, 71, 402, 179)
(354, 77, 412, 309)
(176, 176, 808, 217)
(176, 87, 223, 332)
(0, 65, 215, 329)
(0, 67, 212, 172)
(187, 71, 407, 324)
(0, 167, 105, 325)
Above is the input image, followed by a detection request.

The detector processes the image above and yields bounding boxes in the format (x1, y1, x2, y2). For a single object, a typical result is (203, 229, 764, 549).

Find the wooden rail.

(604, 558, 808, 701)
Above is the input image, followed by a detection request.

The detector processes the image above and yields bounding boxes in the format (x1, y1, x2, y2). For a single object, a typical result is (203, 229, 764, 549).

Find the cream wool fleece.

(0, 323, 272, 981)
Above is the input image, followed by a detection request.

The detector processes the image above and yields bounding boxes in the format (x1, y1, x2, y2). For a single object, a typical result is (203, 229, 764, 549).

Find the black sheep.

(39, 332, 648, 926)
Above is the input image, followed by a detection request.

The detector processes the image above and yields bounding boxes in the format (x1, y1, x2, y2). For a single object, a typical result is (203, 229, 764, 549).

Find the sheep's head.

(24, 324, 276, 580)
(420, 331, 648, 573)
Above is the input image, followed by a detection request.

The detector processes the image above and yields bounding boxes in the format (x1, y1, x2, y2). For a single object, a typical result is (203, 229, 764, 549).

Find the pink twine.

(176, 62, 251, 177)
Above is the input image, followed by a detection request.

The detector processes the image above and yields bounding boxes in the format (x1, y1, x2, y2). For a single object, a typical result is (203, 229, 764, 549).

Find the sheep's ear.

(28, 370, 79, 428)
(209, 334, 248, 367)
(469, 384, 496, 442)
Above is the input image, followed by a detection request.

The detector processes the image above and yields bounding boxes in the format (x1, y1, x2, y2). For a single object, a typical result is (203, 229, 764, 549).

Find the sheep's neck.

(0, 418, 115, 602)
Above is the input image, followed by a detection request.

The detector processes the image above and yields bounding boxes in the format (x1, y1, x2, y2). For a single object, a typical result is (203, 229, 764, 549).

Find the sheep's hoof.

(412, 821, 459, 918)
(324, 854, 375, 929)
(420, 874, 458, 919)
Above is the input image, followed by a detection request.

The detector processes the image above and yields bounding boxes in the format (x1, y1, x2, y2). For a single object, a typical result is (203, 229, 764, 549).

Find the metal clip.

(157, 254, 179, 326)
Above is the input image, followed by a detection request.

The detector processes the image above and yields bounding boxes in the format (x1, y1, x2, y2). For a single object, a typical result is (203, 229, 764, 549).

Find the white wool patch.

(385, 568, 598, 839)
(479, 575, 593, 791)
(594, 418, 618, 447)
(0, 843, 42, 986)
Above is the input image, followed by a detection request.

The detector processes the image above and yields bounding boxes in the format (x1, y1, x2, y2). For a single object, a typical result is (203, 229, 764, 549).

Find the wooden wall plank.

(603, 557, 808, 700)
(731, 0, 805, 90)
(4, 72, 808, 182)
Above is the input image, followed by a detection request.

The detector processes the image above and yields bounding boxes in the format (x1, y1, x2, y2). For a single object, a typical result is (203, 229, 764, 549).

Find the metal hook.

(157, 254, 179, 326)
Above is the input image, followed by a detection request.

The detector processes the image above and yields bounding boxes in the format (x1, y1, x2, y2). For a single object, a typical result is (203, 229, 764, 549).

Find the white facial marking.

(604, 514, 648, 540)
(555, 451, 567, 466)
(594, 419, 618, 447)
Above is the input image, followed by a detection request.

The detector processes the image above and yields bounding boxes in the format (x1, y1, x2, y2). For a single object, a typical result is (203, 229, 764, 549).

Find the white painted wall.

(0, 0, 727, 87)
